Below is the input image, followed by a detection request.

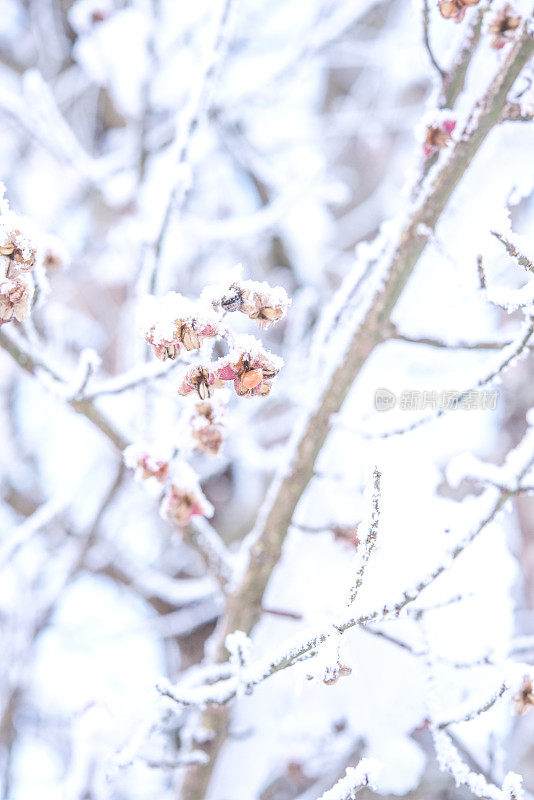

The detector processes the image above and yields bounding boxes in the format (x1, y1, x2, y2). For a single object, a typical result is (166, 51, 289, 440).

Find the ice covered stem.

(347, 467, 381, 605)
(318, 758, 381, 800)
(178, 25, 534, 800)
(217, 19, 534, 650)
(491, 230, 534, 273)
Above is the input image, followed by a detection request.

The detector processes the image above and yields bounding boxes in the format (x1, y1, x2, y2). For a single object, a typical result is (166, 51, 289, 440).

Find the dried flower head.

(239, 284, 289, 330)
(160, 463, 213, 527)
(220, 283, 243, 313)
(215, 337, 283, 398)
(193, 425, 224, 456)
(178, 364, 219, 400)
(423, 119, 456, 158)
(143, 293, 221, 361)
(145, 329, 180, 361)
(0, 226, 37, 278)
(0, 275, 34, 323)
(204, 273, 290, 329)
(161, 486, 205, 526)
(323, 661, 353, 685)
(514, 675, 534, 715)
(438, 0, 480, 23)
(488, 5, 521, 49)
(190, 399, 226, 456)
(123, 444, 170, 483)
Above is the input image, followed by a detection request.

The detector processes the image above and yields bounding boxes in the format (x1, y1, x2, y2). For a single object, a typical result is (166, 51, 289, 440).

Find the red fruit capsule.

(240, 368, 263, 390)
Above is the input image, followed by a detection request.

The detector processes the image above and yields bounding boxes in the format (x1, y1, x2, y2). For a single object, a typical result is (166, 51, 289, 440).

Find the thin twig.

(162, 452, 534, 709)
(437, 683, 508, 728)
(492, 230, 534, 273)
(82, 357, 180, 400)
(389, 325, 511, 350)
(147, 0, 234, 294)
(422, 0, 446, 83)
(0, 327, 128, 451)
(176, 25, 534, 800)
(477, 254, 487, 289)
(0, 493, 70, 568)
(347, 467, 381, 605)
(363, 317, 534, 440)
(186, 517, 235, 591)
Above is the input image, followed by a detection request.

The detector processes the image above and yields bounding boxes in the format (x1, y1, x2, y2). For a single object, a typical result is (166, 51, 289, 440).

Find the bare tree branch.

(0, 327, 129, 451)
(176, 26, 534, 800)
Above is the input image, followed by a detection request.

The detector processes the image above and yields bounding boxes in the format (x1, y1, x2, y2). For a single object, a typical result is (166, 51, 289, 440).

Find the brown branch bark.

(177, 24, 534, 800)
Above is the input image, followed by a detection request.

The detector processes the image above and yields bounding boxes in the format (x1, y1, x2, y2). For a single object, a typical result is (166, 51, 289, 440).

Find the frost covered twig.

(163, 428, 534, 719)
(0, 327, 128, 450)
(422, 0, 447, 83)
(177, 25, 534, 800)
(0, 492, 70, 569)
(362, 625, 492, 669)
(364, 316, 534, 439)
(316, 758, 381, 800)
(0, 466, 124, 764)
(82, 357, 181, 400)
(492, 230, 534, 274)
(432, 728, 524, 800)
(437, 682, 509, 728)
(388, 324, 512, 350)
(346, 467, 380, 605)
(185, 517, 235, 590)
(440, 4, 488, 109)
(148, 0, 235, 293)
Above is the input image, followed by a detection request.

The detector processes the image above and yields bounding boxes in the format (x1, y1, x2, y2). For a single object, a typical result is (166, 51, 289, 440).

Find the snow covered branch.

(346, 466, 381, 605)
(175, 21, 534, 800)
(0, 327, 129, 451)
(316, 758, 381, 800)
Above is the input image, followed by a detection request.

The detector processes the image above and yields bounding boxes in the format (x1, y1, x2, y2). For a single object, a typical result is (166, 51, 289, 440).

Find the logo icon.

(374, 388, 396, 412)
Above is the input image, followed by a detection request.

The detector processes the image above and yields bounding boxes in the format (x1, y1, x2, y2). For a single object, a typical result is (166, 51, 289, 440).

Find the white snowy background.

(1, 0, 534, 799)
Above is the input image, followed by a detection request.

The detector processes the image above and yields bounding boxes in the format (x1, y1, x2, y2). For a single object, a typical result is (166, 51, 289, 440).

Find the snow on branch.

(157, 431, 534, 710)
(346, 466, 381, 605)
(0, 492, 71, 568)
(316, 758, 381, 800)
(0, 325, 129, 451)
(436, 682, 509, 729)
(82, 357, 181, 400)
(447, 410, 534, 492)
(360, 315, 534, 440)
(148, 0, 236, 293)
(432, 728, 524, 800)
(492, 230, 534, 274)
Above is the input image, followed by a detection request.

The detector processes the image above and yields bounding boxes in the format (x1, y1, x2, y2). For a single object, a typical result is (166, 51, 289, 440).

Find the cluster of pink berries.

(0, 221, 38, 324)
(125, 271, 289, 525)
